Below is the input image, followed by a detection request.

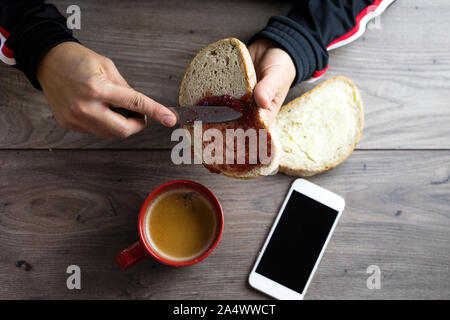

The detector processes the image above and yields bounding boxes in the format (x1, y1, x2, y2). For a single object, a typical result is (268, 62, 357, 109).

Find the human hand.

(248, 38, 296, 124)
(37, 42, 177, 139)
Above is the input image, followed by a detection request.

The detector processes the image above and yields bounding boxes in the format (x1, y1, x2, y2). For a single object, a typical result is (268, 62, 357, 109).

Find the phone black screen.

(255, 190, 338, 294)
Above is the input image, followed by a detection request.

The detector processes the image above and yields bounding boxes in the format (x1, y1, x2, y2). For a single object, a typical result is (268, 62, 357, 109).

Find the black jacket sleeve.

(0, 0, 78, 89)
(250, 0, 394, 85)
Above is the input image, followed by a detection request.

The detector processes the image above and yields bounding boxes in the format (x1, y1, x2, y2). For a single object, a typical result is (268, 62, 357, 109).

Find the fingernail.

(262, 91, 272, 109)
(162, 115, 176, 127)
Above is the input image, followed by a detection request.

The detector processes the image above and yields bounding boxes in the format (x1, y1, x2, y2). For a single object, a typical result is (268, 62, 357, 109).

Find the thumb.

(253, 74, 278, 111)
(254, 65, 289, 123)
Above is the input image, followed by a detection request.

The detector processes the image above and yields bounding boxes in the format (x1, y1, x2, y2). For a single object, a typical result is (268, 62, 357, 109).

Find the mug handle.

(115, 240, 149, 270)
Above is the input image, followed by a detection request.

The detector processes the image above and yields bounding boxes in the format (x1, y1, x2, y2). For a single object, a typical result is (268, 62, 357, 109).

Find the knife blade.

(170, 106, 242, 124)
(110, 106, 242, 124)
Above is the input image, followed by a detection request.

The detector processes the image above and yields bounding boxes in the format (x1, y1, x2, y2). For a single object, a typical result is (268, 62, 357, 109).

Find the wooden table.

(0, 0, 448, 299)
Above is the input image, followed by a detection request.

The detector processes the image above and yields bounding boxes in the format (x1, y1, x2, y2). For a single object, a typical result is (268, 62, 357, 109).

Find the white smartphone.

(249, 178, 345, 300)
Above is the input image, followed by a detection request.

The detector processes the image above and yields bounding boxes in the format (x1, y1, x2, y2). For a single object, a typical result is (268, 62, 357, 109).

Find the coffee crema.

(145, 189, 217, 261)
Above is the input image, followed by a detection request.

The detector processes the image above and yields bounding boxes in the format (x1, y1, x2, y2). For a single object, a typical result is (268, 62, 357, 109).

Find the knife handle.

(110, 106, 146, 120)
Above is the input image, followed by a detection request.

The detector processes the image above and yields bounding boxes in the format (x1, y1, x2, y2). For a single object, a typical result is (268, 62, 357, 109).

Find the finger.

(105, 65, 131, 88)
(78, 104, 146, 139)
(100, 82, 176, 127)
(70, 124, 90, 134)
(63, 121, 91, 135)
(103, 71, 148, 125)
(110, 72, 129, 88)
(99, 57, 130, 87)
(101, 108, 146, 138)
(254, 66, 292, 124)
(54, 115, 90, 134)
(253, 67, 283, 111)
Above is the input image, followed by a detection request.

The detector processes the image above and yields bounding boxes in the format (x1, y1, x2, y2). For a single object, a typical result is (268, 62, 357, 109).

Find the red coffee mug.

(115, 180, 224, 269)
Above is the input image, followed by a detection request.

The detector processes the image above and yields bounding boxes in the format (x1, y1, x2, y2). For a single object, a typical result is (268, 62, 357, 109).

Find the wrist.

(15, 23, 79, 90)
(250, 38, 296, 85)
(37, 42, 84, 88)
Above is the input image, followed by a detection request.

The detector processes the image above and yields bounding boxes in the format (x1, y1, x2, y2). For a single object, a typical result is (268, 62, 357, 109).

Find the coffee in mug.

(144, 189, 217, 261)
(116, 180, 224, 269)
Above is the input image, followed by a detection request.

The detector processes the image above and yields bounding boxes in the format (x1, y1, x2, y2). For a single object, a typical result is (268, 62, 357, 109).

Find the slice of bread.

(271, 76, 364, 177)
(178, 38, 280, 179)
(179, 38, 255, 108)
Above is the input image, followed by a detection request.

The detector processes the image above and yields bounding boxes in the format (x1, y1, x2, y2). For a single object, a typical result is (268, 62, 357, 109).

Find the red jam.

(196, 94, 273, 175)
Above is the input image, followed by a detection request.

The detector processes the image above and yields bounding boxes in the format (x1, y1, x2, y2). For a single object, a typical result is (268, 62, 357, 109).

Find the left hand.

(248, 38, 296, 124)
(37, 42, 176, 139)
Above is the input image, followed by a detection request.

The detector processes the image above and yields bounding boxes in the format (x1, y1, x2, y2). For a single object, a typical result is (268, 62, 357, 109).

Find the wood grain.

(0, 0, 448, 301)
(0, 0, 448, 149)
(0, 150, 448, 299)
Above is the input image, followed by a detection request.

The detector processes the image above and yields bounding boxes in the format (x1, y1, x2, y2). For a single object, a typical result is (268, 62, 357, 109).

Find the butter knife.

(110, 106, 242, 124)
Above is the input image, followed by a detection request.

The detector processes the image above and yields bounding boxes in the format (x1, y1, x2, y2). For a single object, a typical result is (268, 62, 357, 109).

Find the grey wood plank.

(0, 0, 449, 149)
(0, 150, 448, 299)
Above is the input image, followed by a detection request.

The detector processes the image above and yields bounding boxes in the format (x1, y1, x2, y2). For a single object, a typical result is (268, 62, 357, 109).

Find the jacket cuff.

(14, 22, 79, 90)
(249, 16, 327, 86)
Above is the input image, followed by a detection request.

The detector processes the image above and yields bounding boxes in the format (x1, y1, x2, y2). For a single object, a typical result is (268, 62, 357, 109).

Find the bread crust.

(277, 76, 364, 177)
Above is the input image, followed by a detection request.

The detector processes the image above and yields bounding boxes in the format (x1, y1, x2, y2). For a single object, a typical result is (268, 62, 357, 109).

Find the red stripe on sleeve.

(312, 65, 329, 78)
(1, 45, 14, 59)
(0, 25, 15, 59)
(326, 0, 383, 49)
(0, 25, 10, 38)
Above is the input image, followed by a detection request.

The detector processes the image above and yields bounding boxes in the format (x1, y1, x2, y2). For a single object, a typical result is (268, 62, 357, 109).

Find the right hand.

(248, 38, 296, 124)
(37, 42, 177, 139)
